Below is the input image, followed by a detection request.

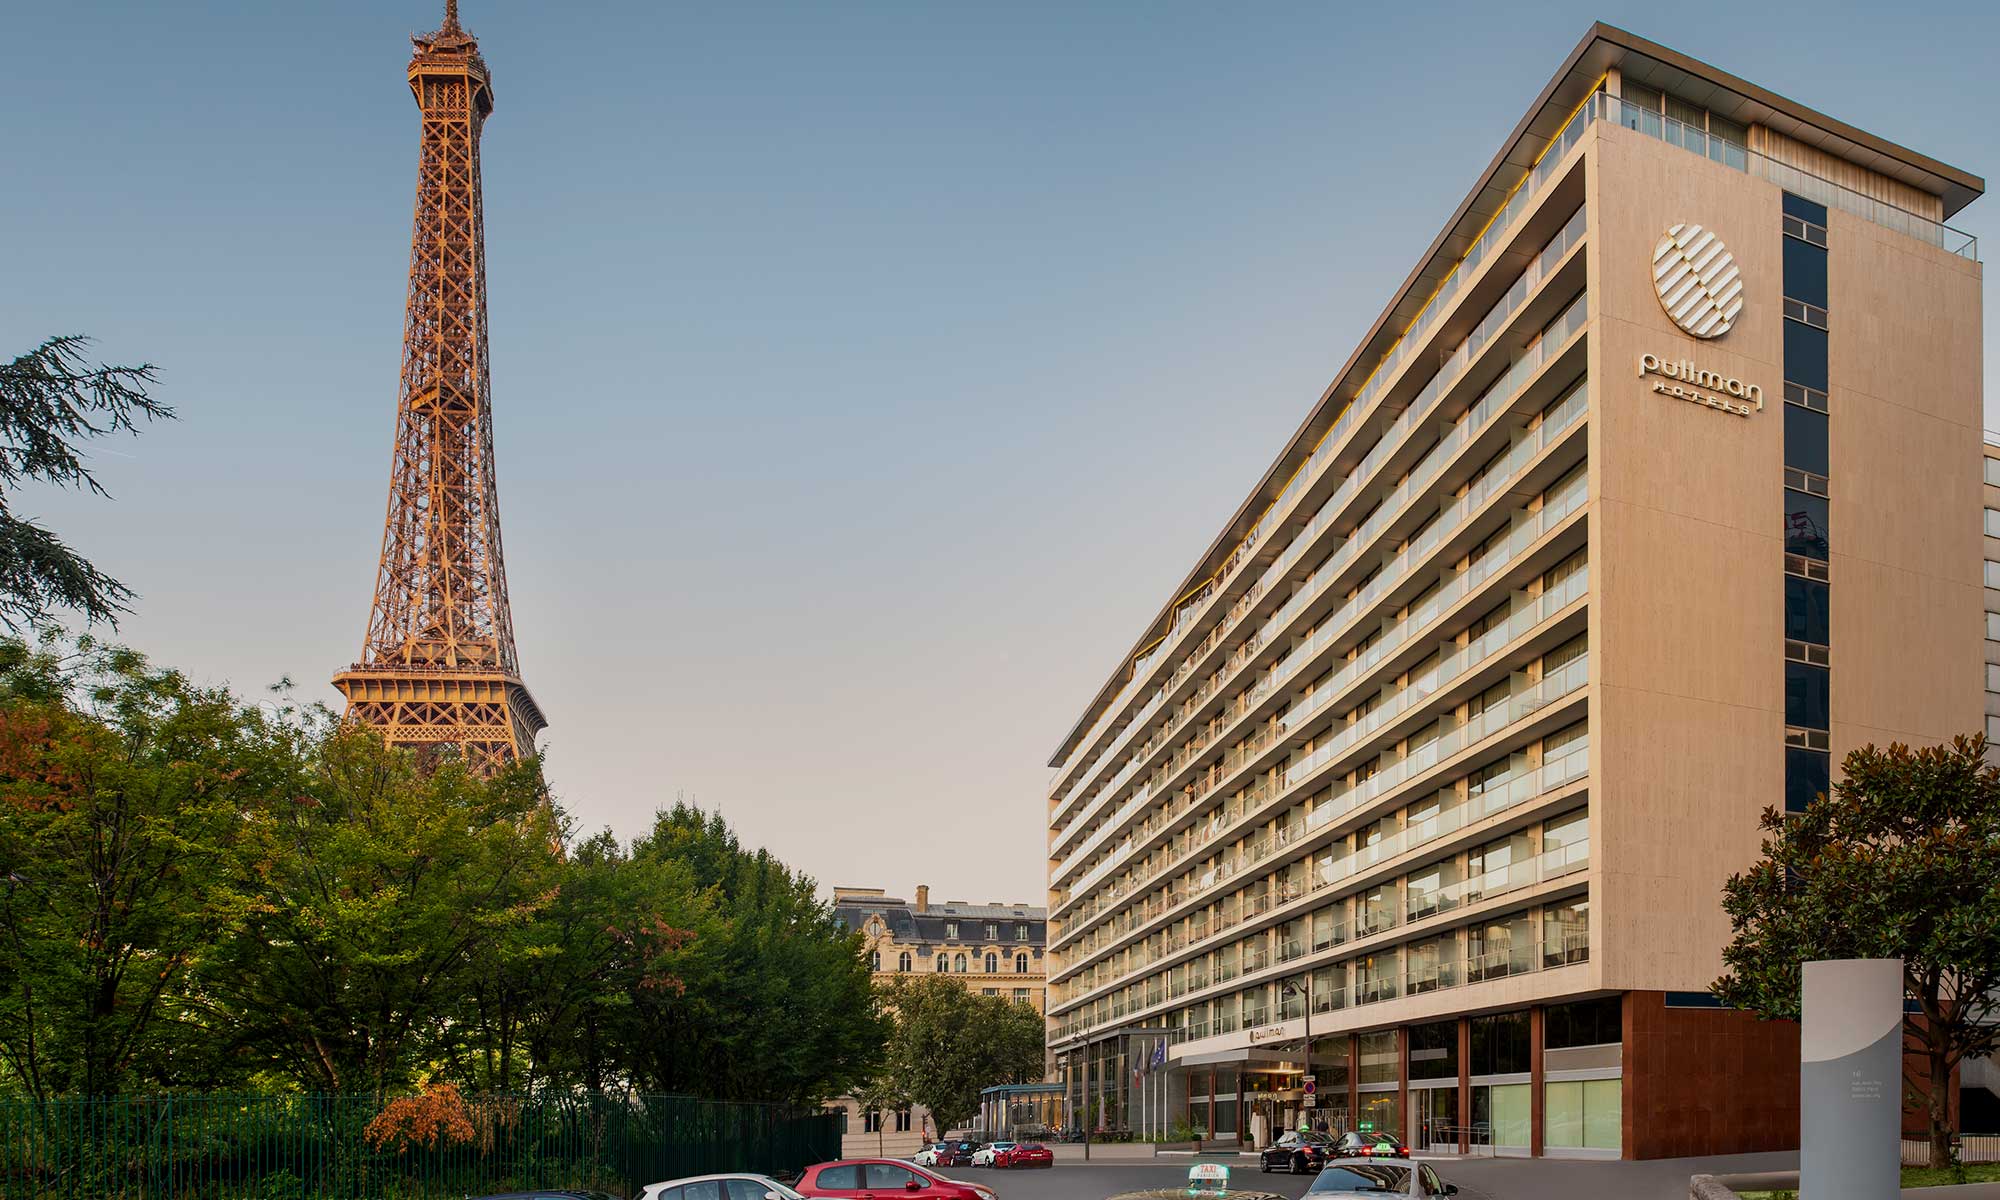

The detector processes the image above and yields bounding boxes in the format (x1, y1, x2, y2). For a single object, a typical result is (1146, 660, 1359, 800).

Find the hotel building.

(1042, 24, 1984, 1160)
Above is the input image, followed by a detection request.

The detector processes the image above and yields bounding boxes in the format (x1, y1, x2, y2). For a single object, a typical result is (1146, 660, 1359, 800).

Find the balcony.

(1048, 685, 1590, 1017)
(1052, 349, 1590, 911)
(1050, 202, 1591, 845)
(1048, 643, 1591, 995)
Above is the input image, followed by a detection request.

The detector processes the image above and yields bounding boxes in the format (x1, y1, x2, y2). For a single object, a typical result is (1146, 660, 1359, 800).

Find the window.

(1785, 407, 1829, 478)
(869, 951, 881, 971)
(945, 921, 959, 939)
(986, 923, 998, 940)
(1786, 747, 1831, 814)
(863, 1109, 882, 1133)
(1989, 715, 2000, 741)
(898, 951, 912, 972)
(1468, 1011, 1530, 1076)
(896, 1109, 912, 1132)
(1785, 576, 1830, 645)
(1015, 953, 1029, 973)
(726, 1182, 769, 1200)
(1786, 661, 1831, 730)
(955, 953, 968, 972)
(1784, 322, 1829, 392)
(1987, 458, 2000, 487)
(1544, 996, 1621, 1049)
(985, 954, 998, 973)
(863, 1165, 923, 1190)
(1985, 561, 2000, 589)
(1408, 1020, 1457, 1080)
(1543, 899, 1589, 966)
(981, 987, 997, 996)
(1783, 241, 1829, 309)
(1786, 490, 1830, 561)
(1014, 987, 1031, 1004)
(1989, 612, 2000, 642)
(1545, 1079, 1622, 1151)
(682, 1182, 723, 1200)
(816, 1166, 861, 1190)
(1988, 663, 2000, 692)
(1016, 923, 1029, 941)
(935, 954, 948, 974)
(1987, 509, 2000, 538)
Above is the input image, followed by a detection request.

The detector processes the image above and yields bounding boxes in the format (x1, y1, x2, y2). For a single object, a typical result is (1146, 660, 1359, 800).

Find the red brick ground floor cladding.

(1622, 990, 1801, 1158)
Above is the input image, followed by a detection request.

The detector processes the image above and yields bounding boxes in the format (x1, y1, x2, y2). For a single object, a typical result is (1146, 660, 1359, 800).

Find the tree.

(0, 337, 170, 630)
(604, 804, 888, 1105)
(195, 728, 562, 1094)
(1713, 734, 2000, 1168)
(0, 636, 275, 1097)
(878, 975, 1046, 1135)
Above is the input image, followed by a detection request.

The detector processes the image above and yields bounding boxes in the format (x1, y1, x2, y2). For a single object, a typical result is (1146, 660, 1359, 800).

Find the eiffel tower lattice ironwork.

(333, 1, 545, 773)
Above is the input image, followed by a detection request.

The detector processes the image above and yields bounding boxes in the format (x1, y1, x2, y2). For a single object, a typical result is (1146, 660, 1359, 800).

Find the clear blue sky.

(5, 0, 1995, 903)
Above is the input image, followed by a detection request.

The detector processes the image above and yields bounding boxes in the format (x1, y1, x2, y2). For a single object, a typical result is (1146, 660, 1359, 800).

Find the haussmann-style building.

(1041, 22, 1985, 1161)
(825, 886, 1048, 1155)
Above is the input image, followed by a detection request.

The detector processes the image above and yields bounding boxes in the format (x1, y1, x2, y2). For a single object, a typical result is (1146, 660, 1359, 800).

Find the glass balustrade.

(1051, 214, 1590, 843)
(1051, 363, 1588, 900)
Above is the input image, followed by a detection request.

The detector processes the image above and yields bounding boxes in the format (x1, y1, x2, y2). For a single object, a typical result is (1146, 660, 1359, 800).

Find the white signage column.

(1801, 958, 1903, 1200)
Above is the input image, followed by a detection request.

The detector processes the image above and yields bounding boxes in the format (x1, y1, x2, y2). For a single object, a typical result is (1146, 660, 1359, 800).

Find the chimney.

(915, 884, 929, 913)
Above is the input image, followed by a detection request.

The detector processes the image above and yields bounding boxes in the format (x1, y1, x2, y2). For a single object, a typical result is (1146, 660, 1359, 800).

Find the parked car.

(1304, 1160, 1455, 1196)
(932, 1141, 980, 1168)
(641, 1175, 804, 1200)
(912, 1143, 948, 1167)
(992, 1143, 1052, 1169)
(969, 1141, 1015, 1166)
(1332, 1131, 1409, 1159)
(1258, 1130, 1333, 1174)
(473, 1193, 624, 1200)
(793, 1160, 996, 1200)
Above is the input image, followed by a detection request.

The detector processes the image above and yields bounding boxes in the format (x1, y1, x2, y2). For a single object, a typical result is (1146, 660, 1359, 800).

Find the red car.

(794, 1159, 996, 1200)
(992, 1143, 1053, 1169)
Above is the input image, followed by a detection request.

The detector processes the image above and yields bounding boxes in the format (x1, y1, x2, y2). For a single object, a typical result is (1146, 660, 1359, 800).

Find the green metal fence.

(0, 1092, 841, 1199)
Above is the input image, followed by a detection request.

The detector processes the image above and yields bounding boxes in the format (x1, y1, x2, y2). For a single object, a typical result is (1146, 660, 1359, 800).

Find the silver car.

(1305, 1159, 1458, 1197)
(640, 1174, 805, 1200)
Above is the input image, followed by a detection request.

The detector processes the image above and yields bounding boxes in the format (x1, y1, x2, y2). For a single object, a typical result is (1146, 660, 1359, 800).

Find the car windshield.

(1308, 1164, 1411, 1193)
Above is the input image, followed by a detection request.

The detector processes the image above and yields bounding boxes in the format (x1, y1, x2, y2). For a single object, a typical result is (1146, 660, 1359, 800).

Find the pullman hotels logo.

(1638, 222, 1765, 418)
(1653, 223, 1742, 337)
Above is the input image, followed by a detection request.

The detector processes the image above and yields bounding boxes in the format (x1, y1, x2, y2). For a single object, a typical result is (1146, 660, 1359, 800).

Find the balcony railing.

(1050, 204, 1589, 844)
(1049, 679, 1589, 1010)
(1052, 339, 1589, 904)
(1589, 91, 1976, 259)
(1055, 933, 1594, 1047)
(1051, 614, 1591, 981)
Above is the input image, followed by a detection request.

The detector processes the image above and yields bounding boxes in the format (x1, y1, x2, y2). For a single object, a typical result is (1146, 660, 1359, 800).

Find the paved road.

(958, 1150, 1802, 1200)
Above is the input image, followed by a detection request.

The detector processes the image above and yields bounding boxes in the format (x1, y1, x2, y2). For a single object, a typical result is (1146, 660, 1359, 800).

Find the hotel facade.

(1042, 24, 1984, 1160)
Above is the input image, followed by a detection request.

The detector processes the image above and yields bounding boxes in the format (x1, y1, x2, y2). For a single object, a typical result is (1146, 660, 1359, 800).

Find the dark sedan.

(1331, 1131, 1409, 1159)
(1258, 1130, 1333, 1173)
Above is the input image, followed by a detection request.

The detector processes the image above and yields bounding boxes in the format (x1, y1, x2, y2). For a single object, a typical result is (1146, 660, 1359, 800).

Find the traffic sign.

(1302, 1075, 1316, 1095)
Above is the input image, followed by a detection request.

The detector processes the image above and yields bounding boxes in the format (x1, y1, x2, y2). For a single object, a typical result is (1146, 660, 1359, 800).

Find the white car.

(641, 1173, 805, 1200)
(913, 1143, 948, 1167)
(969, 1142, 1016, 1167)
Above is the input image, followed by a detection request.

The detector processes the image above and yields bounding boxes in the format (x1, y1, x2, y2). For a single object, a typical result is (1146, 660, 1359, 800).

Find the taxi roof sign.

(1187, 1162, 1231, 1192)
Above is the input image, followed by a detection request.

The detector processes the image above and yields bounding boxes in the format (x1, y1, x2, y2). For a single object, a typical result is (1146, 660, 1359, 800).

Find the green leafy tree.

(0, 636, 276, 1096)
(1713, 735, 2000, 1168)
(195, 729, 562, 1094)
(879, 975, 1046, 1134)
(0, 337, 169, 630)
(606, 804, 887, 1104)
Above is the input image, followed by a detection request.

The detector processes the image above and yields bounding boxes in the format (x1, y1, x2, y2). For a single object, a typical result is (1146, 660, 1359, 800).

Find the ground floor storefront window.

(1472, 1082, 1531, 1152)
(1544, 1078, 1620, 1152)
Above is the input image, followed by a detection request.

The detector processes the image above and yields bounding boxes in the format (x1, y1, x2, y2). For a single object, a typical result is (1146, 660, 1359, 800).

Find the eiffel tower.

(333, 1, 545, 773)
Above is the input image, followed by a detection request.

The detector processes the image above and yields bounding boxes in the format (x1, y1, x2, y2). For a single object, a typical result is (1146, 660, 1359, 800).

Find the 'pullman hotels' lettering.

(1637, 353, 1764, 417)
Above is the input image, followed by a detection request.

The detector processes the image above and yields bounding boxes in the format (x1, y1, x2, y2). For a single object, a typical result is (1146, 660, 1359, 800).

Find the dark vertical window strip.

(1783, 192, 1830, 814)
